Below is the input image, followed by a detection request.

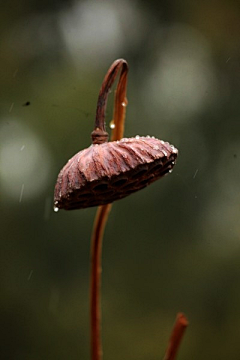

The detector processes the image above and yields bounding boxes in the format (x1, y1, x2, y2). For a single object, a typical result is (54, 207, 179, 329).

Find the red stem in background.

(90, 59, 128, 360)
(163, 313, 188, 360)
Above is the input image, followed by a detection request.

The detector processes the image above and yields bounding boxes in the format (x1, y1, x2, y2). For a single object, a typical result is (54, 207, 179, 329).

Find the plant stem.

(111, 61, 128, 141)
(90, 59, 128, 360)
(95, 59, 128, 134)
(163, 313, 188, 360)
(90, 203, 112, 360)
(91, 59, 128, 145)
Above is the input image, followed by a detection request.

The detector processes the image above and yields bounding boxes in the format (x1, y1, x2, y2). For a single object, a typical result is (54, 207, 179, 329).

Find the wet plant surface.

(1, 2, 240, 359)
(54, 137, 178, 210)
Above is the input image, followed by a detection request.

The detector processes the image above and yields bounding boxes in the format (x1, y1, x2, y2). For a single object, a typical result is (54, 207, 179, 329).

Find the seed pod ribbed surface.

(54, 136, 178, 210)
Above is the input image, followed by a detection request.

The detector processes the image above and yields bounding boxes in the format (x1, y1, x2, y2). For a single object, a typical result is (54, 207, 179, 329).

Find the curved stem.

(90, 59, 128, 360)
(92, 59, 129, 144)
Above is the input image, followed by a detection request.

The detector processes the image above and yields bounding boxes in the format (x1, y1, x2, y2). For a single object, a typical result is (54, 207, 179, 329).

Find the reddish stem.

(90, 204, 112, 360)
(91, 59, 128, 144)
(111, 62, 128, 141)
(163, 313, 189, 360)
(90, 59, 128, 360)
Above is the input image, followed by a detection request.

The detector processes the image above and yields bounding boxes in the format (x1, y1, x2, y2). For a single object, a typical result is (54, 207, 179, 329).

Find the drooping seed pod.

(54, 59, 178, 211)
(54, 136, 178, 210)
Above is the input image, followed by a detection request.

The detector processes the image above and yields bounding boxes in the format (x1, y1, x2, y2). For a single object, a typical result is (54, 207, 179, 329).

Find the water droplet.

(153, 145, 159, 150)
(169, 169, 173, 173)
(121, 102, 127, 107)
(135, 135, 140, 139)
(53, 204, 59, 212)
(151, 136, 155, 139)
(146, 135, 151, 138)
(193, 169, 198, 179)
(27, 270, 33, 281)
(162, 150, 167, 156)
(19, 184, 24, 203)
(170, 145, 178, 153)
(109, 120, 115, 129)
(9, 102, 14, 113)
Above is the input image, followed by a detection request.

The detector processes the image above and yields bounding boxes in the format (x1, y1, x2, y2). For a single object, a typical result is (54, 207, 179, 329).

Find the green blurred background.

(1, 0, 240, 359)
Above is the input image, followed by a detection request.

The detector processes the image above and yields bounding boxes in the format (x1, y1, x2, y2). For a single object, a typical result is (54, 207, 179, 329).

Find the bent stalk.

(90, 59, 128, 360)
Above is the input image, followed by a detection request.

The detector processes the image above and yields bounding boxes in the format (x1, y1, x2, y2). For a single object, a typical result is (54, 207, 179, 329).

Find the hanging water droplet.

(169, 169, 173, 173)
(170, 145, 178, 153)
(109, 120, 115, 129)
(121, 101, 127, 107)
(135, 135, 140, 139)
(53, 205, 59, 212)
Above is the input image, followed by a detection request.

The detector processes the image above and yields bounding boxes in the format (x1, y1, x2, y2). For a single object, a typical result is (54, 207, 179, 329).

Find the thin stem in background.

(90, 59, 128, 360)
(163, 313, 188, 360)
